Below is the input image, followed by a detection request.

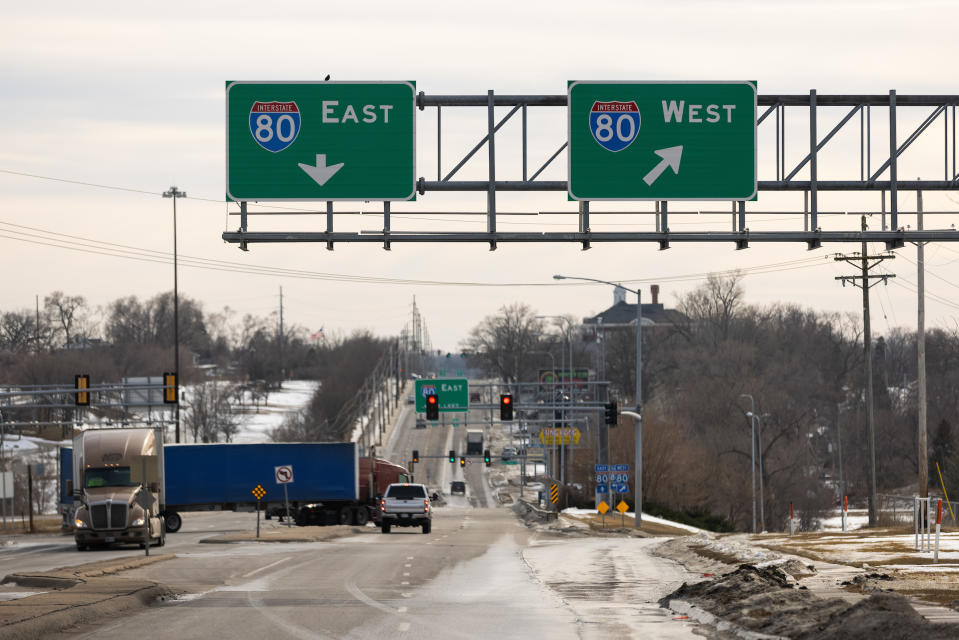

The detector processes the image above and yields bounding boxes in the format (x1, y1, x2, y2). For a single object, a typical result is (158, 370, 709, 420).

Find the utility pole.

(835, 215, 895, 527)
(916, 188, 928, 498)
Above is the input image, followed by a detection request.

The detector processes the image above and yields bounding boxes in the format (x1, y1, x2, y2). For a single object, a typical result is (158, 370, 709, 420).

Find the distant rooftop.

(581, 284, 687, 328)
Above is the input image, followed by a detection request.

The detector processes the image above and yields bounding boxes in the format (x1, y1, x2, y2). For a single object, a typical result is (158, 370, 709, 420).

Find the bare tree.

(462, 303, 546, 383)
(44, 291, 88, 347)
(184, 381, 244, 443)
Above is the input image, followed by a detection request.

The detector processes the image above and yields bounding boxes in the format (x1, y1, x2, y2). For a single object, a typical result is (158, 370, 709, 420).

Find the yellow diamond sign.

(597, 500, 610, 514)
(616, 500, 630, 514)
(252, 484, 266, 500)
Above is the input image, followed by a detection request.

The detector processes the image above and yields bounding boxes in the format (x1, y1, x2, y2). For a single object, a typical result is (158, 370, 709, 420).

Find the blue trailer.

(162, 441, 357, 529)
(62, 441, 407, 532)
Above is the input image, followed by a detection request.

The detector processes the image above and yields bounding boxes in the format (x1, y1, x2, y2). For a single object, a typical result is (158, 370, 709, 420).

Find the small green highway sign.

(568, 81, 756, 200)
(415, 378, 469, 413)
(226, 81, 416, 201)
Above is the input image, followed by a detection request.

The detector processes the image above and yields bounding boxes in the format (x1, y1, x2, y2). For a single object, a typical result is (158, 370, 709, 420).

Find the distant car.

(406, 394, 415, 404)
(415, 418, 426, 429)
(501, 446, 517, 461)
(450, 481, 466, 495)
(470, 392, 481, 402)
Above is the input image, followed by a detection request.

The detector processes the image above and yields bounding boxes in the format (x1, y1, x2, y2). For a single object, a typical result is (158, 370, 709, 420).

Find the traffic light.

(460, 456, 466, 467)
(412, 450, 420, 464)
(500, 394, 513, 421)
(449, 450, 456, 463)
(74, 374, 90, 406)
(163, 372, 178, 404)
(604, 401, 618, 426)
(426, 394, 439, 421)
(484, 449, 491, 467)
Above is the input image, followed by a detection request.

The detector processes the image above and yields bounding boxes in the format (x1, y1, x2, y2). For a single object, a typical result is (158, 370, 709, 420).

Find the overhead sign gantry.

(222, 83, 959, 249)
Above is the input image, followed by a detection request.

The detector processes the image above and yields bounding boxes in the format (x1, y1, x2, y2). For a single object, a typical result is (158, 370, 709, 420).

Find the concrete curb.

(199, 537, 315, 544)
(0, 555, 176, 639)
(1, 575, 80, 590)
(0, 582, 173, 640)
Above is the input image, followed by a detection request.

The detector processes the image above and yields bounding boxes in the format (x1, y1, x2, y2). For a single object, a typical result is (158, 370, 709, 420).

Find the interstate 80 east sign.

(226, 81, 416, 201)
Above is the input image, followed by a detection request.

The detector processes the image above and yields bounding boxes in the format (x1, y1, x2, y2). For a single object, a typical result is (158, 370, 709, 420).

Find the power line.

(0, 219, 835, 288)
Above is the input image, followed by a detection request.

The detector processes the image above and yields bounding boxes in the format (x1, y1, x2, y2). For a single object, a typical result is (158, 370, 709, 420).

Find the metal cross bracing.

(0, 382, 175, 428)
(223, 91, 959, 250)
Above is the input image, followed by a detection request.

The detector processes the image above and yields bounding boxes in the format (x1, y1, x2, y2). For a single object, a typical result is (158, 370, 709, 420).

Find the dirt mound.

(662, 564, 959, 639)
(796, 592, 958, 640)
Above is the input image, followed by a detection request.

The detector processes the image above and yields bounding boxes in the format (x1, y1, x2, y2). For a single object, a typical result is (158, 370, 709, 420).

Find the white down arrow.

(298, 154, 344, 186)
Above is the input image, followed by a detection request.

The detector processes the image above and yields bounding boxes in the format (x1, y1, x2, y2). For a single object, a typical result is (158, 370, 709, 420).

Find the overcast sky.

(2, 1, 957, 351)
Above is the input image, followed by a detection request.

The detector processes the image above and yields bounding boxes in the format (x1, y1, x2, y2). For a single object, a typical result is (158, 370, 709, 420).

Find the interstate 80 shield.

(249, 101, 301, 153)
(588, 101, 640, 152)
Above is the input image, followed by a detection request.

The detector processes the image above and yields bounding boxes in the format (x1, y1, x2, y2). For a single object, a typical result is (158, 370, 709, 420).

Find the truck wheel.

(337, 507, 351, 525)
(164, 511, 182, 533)
(76, 543, 86, 551)
(422, 521, 431, 534)
(353, 507, 369, 526)
(381, 522, 390, 533)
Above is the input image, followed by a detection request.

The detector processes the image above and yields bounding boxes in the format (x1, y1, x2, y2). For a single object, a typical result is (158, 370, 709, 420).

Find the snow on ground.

(232, 380, 318, 443)
(562, 507, 704, 534)
(757, 528, 959, 571)
(820, 509, 870, 531)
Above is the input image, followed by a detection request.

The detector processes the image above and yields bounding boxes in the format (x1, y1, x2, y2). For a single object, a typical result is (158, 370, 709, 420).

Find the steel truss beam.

(224, 92, 959, 248)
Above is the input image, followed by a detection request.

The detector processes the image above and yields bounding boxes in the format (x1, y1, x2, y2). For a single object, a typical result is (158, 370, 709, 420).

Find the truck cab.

(379, 483, 432, 534)
(72, 428, 165, 550)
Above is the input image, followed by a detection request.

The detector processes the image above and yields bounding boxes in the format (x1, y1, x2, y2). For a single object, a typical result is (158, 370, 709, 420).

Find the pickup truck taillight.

(380, 499, 386, 512)
(424, 499, 430, 513)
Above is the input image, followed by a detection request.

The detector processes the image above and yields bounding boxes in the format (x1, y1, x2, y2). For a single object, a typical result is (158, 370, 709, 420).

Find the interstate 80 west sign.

(568, 81, 757, 200)
(226, 81, 416, 201)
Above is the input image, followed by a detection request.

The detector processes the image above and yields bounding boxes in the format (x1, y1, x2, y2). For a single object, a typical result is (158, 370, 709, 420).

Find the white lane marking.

(403, 572, 410, 576)
(401, 581, 409, 585)
(242, 556, 291, 578)
(406, 556, 414, 560)
(398, 606, 408, 613)
(399, 622, 411, 632)
(404, 563, 412, 567)
(401, 592, 412, 598)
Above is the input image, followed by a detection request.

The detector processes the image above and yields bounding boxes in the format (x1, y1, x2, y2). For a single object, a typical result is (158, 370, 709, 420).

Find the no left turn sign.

(275, 465, 294, 485)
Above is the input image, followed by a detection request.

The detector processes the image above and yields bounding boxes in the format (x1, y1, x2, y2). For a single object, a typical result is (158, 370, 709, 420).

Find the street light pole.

(554, 274, 643, 527)
(163, 186, 185, 444)
(740, 394, 756, 534)
(755, 412, 766, 532)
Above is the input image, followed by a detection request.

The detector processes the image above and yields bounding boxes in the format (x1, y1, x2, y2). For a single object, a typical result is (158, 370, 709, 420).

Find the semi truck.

(70, 428, 166, 551)
(465, 429, 484, 455)
(61, 436, 410, 538)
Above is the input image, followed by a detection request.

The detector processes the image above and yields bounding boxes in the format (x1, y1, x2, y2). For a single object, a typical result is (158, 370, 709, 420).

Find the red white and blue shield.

(249, 101, 301, 153)
(589, 101, 641, 152)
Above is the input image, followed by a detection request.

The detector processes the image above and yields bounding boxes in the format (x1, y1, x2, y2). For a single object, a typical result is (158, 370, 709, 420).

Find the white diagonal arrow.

(298, 154, 344, 186)
(642, 145, 683, 186)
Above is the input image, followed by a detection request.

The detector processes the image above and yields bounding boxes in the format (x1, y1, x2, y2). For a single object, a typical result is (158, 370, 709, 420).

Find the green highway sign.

(415, 378, 469, 413)
(568, 81, 756, 200)
(226, 81, 416, 201)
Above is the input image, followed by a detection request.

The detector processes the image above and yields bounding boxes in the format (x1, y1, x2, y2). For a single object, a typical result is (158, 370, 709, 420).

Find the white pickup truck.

(379, 483, 432, 534)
